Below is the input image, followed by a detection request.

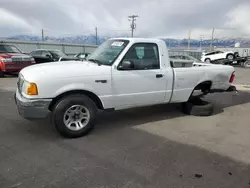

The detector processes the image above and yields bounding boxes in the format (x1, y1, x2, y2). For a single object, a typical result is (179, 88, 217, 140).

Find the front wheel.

(52, 94, 97, 138)
(243, 60, 250, 68)
(205, 58, 211, 63)
(0, 70, 4, 77)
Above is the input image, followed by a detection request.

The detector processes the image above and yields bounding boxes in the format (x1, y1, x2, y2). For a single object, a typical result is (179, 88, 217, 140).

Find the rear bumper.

(14, 90, 52, 120)
(210, 85, 237, 93)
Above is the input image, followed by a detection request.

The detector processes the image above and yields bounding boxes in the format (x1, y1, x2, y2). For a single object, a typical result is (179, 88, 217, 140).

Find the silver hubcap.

(63, 105, 90, 131)
(228, 55, 233, 60)
(205, 59, 210, 62)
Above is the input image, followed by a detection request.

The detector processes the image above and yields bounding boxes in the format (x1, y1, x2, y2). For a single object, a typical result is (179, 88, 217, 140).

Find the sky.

(0, 0, 250, 39)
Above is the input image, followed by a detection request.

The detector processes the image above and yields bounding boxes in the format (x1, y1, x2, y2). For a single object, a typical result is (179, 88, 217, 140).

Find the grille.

(12, 56, 32, 63)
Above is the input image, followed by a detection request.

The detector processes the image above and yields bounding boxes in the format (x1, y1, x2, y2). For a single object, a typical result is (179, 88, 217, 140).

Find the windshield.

(86, 39, 129, 65)
(48, 50, 67, 58)
(0, 44, 22, 53)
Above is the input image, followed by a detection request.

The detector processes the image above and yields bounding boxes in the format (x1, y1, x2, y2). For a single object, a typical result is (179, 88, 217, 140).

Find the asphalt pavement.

(0, 67, 250, 188)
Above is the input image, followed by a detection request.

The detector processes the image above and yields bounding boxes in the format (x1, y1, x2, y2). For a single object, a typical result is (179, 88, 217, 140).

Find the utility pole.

(95, 27, 98, 45)
(200, 35, 204, 49)
(128, 15, 138, 37)
(187, 30, 191, 49)
(210, 28, 215, 51)
(41, 29, 44, 41)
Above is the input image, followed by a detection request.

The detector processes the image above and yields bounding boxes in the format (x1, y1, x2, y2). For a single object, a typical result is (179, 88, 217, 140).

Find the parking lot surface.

(0, 67, 250, 188)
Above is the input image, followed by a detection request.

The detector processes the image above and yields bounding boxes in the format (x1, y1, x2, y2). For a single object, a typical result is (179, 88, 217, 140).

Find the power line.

(128, 15, 138, 37)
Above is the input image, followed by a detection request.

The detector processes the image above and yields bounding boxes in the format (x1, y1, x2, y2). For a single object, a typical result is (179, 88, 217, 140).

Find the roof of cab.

(110, 37, 164, 43)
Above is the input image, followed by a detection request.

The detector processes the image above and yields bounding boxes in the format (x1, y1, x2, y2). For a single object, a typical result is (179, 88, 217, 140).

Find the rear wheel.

(182, 97, 213, 116)
(243, 60, 250, 68)
(52, 94, 97, 138)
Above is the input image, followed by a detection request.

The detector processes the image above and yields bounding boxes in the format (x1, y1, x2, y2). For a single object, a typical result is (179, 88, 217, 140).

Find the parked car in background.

(201, 50, 235, 63)
(169, 54, 203, 63)
(30, 49, 80, 64)
(74, 52, 90, 60)
(0, 44, 35, 77)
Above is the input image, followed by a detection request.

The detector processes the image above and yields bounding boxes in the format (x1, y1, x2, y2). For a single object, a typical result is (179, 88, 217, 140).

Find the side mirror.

(118, 60, 134, 70)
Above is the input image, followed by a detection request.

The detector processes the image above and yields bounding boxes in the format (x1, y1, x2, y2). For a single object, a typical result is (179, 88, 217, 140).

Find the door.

(213, 51, 224, 60)
(205, 52, 215, 61)
(31, 50, 43, 64)
(41, 51, 53, 62)
(112, 42, 168, 109)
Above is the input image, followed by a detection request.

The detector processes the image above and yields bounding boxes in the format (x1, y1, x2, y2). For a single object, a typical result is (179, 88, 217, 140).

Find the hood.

(20, 60, 111, 81)
(0, 53, 31, 58)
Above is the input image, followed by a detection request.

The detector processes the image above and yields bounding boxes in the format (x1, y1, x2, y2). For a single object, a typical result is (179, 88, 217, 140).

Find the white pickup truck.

(15, 38, 236, 138)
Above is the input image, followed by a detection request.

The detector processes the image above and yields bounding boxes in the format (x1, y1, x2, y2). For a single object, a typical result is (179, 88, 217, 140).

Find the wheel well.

(194, 81, 212, 91)
(188, 81, 212, 100)
(48, 90, 104, 111)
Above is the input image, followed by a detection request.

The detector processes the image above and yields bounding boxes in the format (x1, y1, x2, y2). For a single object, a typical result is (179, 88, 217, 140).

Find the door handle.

(95, 80, 107, 83)
(156, 74, 163, 78)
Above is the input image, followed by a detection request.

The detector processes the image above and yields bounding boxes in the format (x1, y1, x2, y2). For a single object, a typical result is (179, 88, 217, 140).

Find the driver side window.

(33, 51, 42, 56)
(41, 51, 51, 57)
(122, 43, 160, 70)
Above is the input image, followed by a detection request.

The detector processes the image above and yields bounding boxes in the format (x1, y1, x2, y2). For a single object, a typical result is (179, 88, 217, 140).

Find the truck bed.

(170, 60, 234, 103)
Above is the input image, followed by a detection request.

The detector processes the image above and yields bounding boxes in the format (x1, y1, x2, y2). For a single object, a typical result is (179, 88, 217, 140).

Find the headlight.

(30, 57, 35, 63)
(22, 80, 38, 95)
(1, 58, 12, 63)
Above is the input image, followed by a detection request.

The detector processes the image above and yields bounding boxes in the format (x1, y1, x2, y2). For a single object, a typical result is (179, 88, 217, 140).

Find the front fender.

(52, 83, 97, 98)
(49, 82, 113, 109)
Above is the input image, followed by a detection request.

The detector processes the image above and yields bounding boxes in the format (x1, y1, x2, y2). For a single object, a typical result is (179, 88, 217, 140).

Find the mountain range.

(4, 35, 250, 48)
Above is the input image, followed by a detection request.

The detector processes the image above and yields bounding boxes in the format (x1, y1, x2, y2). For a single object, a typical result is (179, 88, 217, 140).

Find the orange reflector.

(27, 83, 38, 95)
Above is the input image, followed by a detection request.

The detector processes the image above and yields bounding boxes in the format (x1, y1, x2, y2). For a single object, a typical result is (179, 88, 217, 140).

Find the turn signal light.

(27, 83, 38, 95)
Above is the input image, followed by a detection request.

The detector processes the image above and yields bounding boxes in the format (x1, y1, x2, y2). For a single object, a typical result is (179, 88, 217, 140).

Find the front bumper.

(14, 90, 52, 120)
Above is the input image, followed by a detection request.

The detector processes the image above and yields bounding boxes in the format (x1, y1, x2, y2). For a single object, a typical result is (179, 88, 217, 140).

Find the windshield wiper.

(88, 59, 102, 66)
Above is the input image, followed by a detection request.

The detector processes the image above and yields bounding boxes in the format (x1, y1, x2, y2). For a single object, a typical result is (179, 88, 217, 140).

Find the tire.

(243, 60, 250, 68)
(0, 70, 4, 77)
(182, 97, 213, 116)
(204, 58, 211, 63)
(52, 94, 97, 138)
(226, 54, 234, 60)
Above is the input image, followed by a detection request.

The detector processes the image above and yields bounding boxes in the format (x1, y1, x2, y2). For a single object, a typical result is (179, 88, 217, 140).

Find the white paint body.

(201, 50, 235, 62)
(19, 38, 235, 110)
